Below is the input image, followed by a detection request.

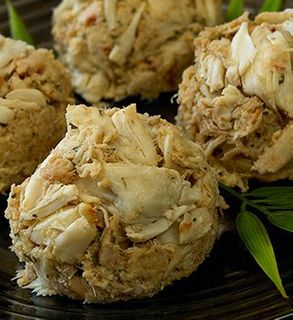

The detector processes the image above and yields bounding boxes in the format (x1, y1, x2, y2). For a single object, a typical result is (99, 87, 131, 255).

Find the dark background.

(0, 1, 293, 319)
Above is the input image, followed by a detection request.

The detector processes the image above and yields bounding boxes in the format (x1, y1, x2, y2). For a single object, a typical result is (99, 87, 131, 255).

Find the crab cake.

(177, 11, 293, 191)
(6, 104, 222, 303)
(0, 36, 73, 193)
(52, 0, 222, 103)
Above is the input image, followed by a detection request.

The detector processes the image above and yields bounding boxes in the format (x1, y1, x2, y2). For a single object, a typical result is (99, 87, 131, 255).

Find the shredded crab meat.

(104, 0, 117, 30)
(109, 3, 145, 65)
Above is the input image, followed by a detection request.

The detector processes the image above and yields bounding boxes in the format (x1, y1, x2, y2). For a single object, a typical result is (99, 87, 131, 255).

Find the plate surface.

(0, 1, 293, 319)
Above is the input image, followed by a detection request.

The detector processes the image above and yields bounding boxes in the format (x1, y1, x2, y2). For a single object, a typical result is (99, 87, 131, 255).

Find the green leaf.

(246, 187, 293, 198)
(260, 0, 283, 12)
(254, 195, 293, 203)
(227, 0, 244, 21)
(6, 0, 34, 45)
(247, 186, 293, 211)
(263, 205, 293, 211)
(236, 211, 288, 298)
(268, 211, 293, 232)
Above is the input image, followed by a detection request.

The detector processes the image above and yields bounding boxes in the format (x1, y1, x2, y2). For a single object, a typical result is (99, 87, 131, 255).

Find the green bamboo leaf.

(268, 211, 293, 232)
(252, 199, 293, 209)
(252, 201, 293, 209)
(251, 195, 293, 202)
(263, 195, 293, 202)
(260, 0, 283, 12)
(227, 0, 244, 21)
(236, 211, 288, 298)
(248, 187, 293, 210)
(263, 205, 293, 211)
(6, 0, 34, 45)
(246, 187, 293, 198)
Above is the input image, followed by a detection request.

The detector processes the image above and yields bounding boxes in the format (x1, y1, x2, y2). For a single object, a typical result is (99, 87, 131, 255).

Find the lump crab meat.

(6, 104, 223, 302)
(52, 0, 222, 102)
(177, 11, 293, 191)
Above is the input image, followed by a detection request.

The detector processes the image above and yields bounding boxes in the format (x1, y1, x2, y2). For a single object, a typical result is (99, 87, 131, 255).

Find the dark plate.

(0, 1, 293, 319)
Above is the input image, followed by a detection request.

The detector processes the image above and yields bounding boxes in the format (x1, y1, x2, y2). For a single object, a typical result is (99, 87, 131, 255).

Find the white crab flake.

(104, 0, 117, 30)
(109, 3, 145, 65)
(231, 22, 257, 76)
(0, 105, 15, 124)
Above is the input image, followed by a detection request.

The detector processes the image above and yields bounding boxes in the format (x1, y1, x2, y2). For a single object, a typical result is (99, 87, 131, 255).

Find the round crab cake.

(52, 0, 222, 103)
(177, 11, 293, 191)
(0, 36, 73, 193)
(6, 103, 222, 303)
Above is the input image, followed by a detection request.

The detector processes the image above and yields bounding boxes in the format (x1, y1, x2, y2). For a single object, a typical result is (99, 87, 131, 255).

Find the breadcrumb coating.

(0, 36, 73, 193)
